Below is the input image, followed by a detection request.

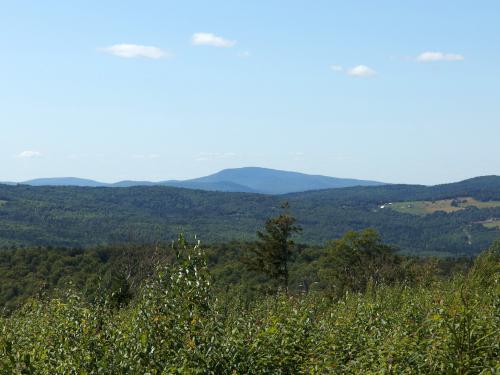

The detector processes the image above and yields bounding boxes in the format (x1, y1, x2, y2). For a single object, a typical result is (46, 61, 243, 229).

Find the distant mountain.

(160, 180, 259, 193)
(110, 180, 157, 188)
(3, 167, 385, 194)
(182, 167, 384, 194)
(22, 177, 106, 187)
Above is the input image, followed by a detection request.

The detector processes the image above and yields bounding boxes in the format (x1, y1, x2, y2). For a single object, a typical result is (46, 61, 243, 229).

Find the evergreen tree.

(247, 202, 301, 292)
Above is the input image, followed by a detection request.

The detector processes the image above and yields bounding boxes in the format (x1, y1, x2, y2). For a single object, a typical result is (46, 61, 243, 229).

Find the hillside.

(6, 167, 384, 194)
(160, 180, 259, 193)
(0, 176, 499, 254)
(23, 177, 107, 187)
(176, 167, 384, 194)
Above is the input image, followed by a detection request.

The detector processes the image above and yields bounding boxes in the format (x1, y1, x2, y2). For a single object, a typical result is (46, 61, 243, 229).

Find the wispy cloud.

(100, 44, 168, 59)
(17, 150, 43, 159)
(191, 33, 236, 48)
(347, 65, 377, 77)
(416, 51, 464, 62)
(331, 64, 376, 77)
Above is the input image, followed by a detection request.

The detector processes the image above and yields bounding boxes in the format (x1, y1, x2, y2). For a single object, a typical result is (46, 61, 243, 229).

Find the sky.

(1, 0, 499, 185)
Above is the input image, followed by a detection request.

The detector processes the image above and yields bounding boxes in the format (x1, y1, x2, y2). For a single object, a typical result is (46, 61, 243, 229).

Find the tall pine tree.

(247, 202, 301, 293)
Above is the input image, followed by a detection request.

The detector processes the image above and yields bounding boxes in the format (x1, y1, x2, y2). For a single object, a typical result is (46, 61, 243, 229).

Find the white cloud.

(100, 44, 168, 59)
(330, 65, 344, 72)
(346, 65, 377, 77)
(191, 33, 236, 48)
(17, 150, 43, 159)
(416, 51, 464, 62)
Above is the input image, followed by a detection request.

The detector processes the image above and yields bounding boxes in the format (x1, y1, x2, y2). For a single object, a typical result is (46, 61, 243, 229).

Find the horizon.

(2, 165, 498, 187)
(2, 1, 499, 184)
(1, 3, 499, 372)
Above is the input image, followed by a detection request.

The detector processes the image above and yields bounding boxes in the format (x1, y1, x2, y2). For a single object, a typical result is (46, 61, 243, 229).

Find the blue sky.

(1, 0, 499, 184)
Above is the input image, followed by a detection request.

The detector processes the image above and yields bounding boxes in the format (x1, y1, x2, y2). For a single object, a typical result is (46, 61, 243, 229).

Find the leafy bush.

(1, 239, 498, 374)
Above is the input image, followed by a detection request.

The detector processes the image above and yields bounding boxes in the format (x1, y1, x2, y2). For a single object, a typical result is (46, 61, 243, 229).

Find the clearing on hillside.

(479, 219, 500, 229)
(386, 197, 500, 216)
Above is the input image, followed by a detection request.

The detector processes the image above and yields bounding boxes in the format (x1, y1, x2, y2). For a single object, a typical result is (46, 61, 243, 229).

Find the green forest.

(1, 175, 500, 255)
(0, 231, 475, 312)
(3, 0, 500, 371)
(0, 233, 498, 373)
(0, 180, 499, 373)
(0, 202, 498, 373)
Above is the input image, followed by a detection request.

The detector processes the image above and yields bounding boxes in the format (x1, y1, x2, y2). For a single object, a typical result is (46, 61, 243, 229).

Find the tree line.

(0, 223, 498, 373)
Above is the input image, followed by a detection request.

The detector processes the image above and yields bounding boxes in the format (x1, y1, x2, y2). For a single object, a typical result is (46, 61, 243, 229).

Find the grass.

(387, 197, 500, 216)
(480, 220, 500, 229)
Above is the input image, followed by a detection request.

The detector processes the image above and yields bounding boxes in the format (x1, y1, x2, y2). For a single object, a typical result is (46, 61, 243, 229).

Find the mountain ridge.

(3, 167, 385, 194)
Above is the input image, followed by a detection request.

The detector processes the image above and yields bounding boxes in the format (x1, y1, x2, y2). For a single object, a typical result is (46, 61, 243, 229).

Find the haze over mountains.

(2, 167, 385, 194)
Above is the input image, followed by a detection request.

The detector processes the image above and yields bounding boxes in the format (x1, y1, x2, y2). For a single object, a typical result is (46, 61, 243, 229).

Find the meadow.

(481, 220, 500, 230)
(387, 197, 500, 216)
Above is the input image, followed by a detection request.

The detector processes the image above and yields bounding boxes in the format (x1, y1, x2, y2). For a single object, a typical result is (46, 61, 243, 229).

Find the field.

(387, 197, 500, 216)
(480, 219, 500, 229)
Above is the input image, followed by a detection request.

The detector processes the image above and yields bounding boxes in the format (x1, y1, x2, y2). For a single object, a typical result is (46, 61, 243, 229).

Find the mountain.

(22, 177, 106, 187)
(159, 180, 258, 193)
(176, 167, 384, 194)
(110, 180, 157, 188)
(9, 167, 384, 194)
(0, 176, 499, 254)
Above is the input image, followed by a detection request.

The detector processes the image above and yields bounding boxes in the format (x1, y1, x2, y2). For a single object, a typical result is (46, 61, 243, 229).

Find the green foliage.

(0, 239, 498, 373)
(246, 203, 302, 292)
(468, 240, 500, 288)
(0, 245, 168, 312)
(1, 178, 500, 254)
(318, 229, 401, 297)
(0, 236, 478, 311)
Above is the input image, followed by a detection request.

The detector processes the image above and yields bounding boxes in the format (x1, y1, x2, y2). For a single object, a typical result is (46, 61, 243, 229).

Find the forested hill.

(0, 176, 499, 255)
(287, 175, 500, 204)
